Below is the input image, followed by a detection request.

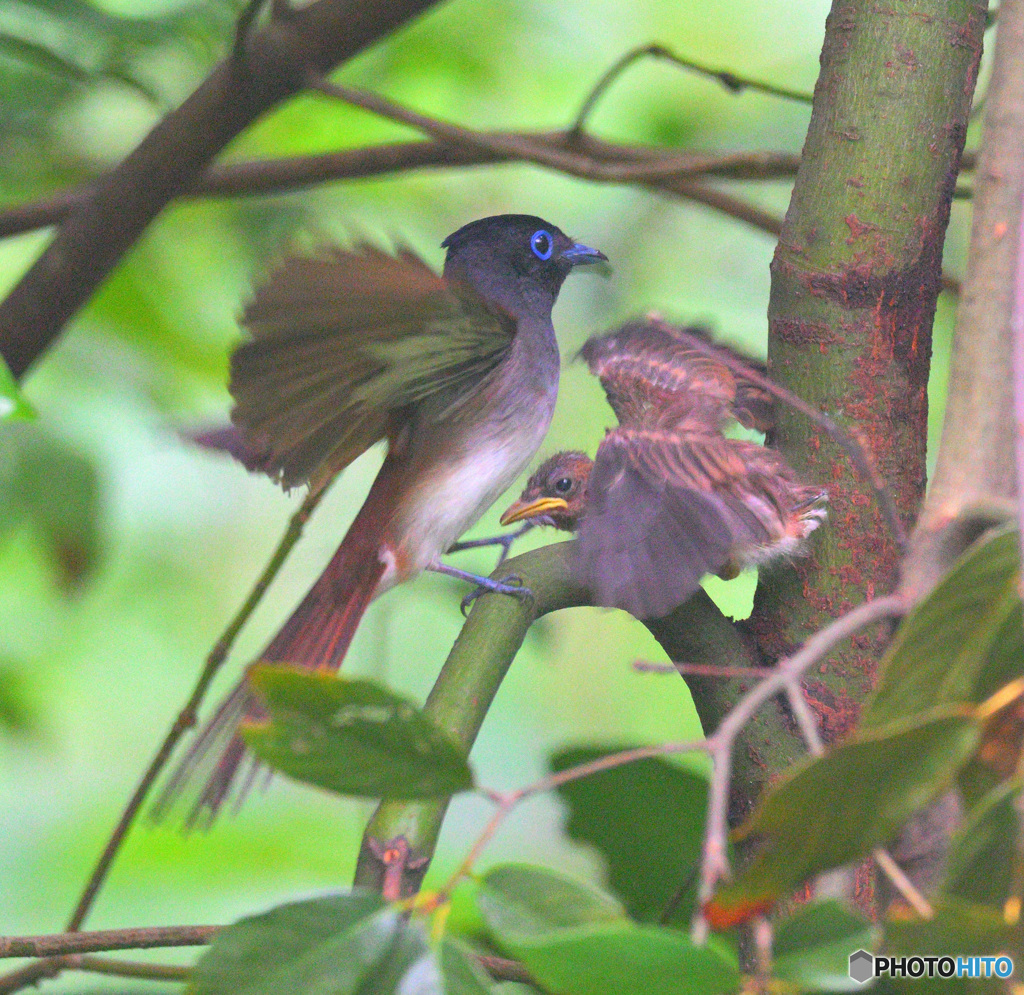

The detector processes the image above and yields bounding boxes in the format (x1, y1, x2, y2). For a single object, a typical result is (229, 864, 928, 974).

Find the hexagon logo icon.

(849, 949, 874, 984)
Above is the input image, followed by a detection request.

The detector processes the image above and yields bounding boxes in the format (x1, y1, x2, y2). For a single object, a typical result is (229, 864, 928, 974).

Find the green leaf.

(773, 900, 878, 992)
(0, 355, 34, 421)
(946, 779, 1022, 907)
(863, 528, 1020, 729)
(242, 666, 475, 799)
(191, 893, 500, 995)
(710, 707, 979, 920)
(189, 892, 397, 995)
(478, 864, 627, 939)
(884, 897, 1018, 956)
(438, 939, 494, 995)
(477, 865, 739, 995)
(0, 425, 101, 588)
(551, 747, 707, 925)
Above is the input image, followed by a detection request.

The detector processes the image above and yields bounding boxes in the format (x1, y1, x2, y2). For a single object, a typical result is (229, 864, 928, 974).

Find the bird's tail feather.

(154, 537, 387, 827)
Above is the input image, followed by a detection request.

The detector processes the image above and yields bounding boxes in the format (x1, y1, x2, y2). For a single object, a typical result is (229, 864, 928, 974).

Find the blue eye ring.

(530, 229, 554, 260)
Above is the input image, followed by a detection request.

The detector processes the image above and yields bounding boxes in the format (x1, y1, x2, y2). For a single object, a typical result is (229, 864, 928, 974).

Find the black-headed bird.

(159, 215, 605, 822)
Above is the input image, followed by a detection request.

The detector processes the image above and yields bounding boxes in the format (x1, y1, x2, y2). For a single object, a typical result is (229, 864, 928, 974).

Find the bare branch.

(0, 926, 216, 959)
(571, 43, 813, 137)
(872, 848, 934, 919)
(0, 138, 801, 239)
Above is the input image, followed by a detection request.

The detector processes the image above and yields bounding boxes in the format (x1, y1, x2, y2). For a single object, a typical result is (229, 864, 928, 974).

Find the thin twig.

(571, 43, 812, 137)
(74, 955, 190, 982)
(785, 682, 824, 756)
(309, 77, 800, 242)
(0, 926, 217, 959)
(65, 486, 325, 932)
(310, 76, 770, 184)
(872, 848, 934, 919)
(652, 319, 909, 551)
(633, 659, 774, 678)
(0, 961, 64, 995)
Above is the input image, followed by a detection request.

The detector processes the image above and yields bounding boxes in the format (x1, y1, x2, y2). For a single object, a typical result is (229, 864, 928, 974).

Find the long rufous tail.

(154, 519, 388, 827)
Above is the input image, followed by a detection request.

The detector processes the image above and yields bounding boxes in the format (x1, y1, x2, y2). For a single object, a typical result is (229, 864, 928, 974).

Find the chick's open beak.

(500, 496, 570, 526)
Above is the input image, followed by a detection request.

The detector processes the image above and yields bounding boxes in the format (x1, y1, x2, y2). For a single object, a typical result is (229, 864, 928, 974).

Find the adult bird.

(158, 215, 605, 823)
(499, 319, 826, 619)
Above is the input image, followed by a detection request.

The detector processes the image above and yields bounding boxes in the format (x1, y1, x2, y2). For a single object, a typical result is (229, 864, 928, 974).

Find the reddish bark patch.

(802, 681, 863, 742)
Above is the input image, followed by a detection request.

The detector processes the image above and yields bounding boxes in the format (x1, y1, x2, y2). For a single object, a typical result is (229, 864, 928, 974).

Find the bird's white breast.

(394, 406, 554, 577)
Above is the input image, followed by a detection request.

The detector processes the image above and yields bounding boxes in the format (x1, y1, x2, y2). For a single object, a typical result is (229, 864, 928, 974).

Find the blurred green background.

(0, 0, 973, 988)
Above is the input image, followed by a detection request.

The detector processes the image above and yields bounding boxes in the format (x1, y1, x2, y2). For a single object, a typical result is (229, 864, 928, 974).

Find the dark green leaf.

(863, 528, 1020, 729)
(551, 746, 707, 924)
(0, 355, 34, 421)
(189, 892, 395, 995)
(477, 865, 739, 995)
(710, 708, 979, 919)
(242, 666, 475, 798)
(946, 779, 1022, 907)
(773, 900, 878, 991)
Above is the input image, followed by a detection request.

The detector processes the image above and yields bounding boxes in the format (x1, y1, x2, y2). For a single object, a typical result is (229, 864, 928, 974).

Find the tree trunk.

(741, 0, 986, 907)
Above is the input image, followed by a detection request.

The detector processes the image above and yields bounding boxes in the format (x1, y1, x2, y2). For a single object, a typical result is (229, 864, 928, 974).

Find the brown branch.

(0, 926, 217, 959)
(0, 0, 443, 379)
(0, 139, 804, 240)
(477, 955, 533, 985)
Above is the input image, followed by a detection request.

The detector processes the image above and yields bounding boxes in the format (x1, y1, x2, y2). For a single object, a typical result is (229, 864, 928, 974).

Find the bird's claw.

(460, 574, 533, 616)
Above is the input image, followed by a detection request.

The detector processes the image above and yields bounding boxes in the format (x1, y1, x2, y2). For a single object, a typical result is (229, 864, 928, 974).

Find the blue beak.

(562, 242, 608, 266)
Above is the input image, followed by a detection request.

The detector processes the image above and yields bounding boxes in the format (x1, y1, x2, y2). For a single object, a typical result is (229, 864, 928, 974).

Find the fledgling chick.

(500, 319, 826, 619)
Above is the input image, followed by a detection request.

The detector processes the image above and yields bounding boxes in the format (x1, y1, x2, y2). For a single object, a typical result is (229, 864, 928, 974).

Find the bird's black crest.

(441, 214, 559, 250)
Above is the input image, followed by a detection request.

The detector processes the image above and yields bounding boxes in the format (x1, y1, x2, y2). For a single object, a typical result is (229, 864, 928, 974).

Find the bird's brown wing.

(579, 320, 773, 433)
(573, 430, 773, 619)
(230, 246, 516, 489)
